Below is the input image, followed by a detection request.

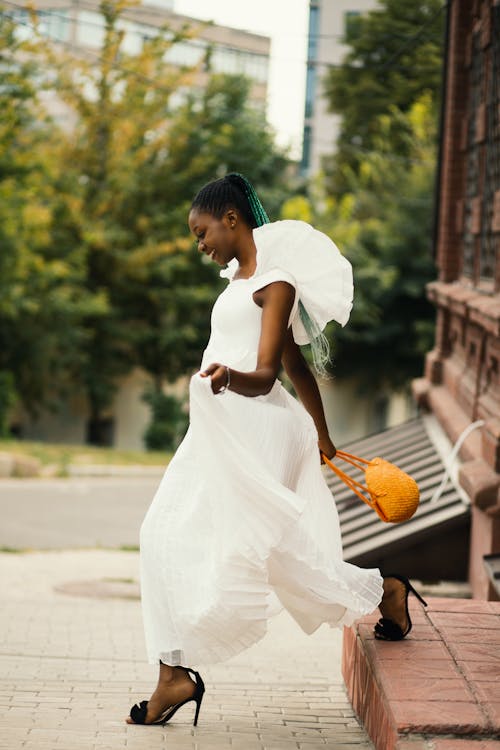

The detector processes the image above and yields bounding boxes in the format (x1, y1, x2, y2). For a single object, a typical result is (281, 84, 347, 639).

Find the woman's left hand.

(200, 362, 229, 395)
(318, 435, 336, 463)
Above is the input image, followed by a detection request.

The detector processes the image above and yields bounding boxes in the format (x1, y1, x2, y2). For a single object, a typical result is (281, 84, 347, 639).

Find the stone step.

(342, 596, 500, 750)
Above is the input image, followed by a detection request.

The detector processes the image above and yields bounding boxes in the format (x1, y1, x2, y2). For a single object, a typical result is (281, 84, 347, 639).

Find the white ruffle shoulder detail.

(220, 220, 354, 345)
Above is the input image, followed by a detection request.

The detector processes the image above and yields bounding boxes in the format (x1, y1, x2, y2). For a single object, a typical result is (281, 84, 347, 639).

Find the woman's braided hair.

(190, 173, 269, 228)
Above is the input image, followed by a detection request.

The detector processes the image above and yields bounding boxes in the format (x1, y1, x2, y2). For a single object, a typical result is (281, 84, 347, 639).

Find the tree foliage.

(142, 389, 188, 451)
(116, 73, 289, 392)
(43, 0, 199, 428)
(1, 1, 290, 443)
(322, 0, 445, 194)
(0, 11, 99, 419)
(292, 0, 446, 390)
(285, 95, 437, 388)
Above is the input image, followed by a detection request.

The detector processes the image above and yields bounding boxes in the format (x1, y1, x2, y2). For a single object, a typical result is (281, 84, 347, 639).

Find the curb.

(68, 464, 165, 477)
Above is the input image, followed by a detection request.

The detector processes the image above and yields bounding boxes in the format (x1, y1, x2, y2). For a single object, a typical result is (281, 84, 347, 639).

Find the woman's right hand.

(200, 362, 229, 395)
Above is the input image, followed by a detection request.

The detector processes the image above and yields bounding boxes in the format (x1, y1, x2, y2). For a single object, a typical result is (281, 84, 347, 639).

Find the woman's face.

(188, 209, 236, 267)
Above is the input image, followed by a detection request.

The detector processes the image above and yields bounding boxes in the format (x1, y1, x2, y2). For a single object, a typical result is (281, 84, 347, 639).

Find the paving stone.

(435, 627, 500, 644)
(448, 642, 500, 664)
(456, 661, 500, 683)
(425, 599, 493, 614)
(365, 637, 453, 662)
(390, 699, 489, 734)
(376, 657, 462, 681)
(0, 551, 375, 749)
(428, 612, 499, 630)
(378, 676, 475, 703)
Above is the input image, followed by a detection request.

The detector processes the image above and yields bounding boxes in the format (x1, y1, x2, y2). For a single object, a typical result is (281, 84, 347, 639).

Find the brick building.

(413, 0, 500, 599)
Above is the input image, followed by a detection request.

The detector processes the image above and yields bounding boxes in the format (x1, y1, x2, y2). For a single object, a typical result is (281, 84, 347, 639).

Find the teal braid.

(298, 302, 331, 377)
(191, 173, 267, 229)
(226, 173, 269, 227)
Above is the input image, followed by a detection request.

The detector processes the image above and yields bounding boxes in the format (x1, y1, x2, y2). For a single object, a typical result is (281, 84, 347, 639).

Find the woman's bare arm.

(281, 328, 336, 458)
(201, 281, 295, 397)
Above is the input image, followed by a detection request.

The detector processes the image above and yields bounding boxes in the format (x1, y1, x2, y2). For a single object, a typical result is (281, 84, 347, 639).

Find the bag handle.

(321, 452, 376, 510)
(334, 449, 370, 470)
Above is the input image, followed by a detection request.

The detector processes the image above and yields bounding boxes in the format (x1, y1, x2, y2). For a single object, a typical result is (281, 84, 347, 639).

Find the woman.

(127, 173, 418, 727)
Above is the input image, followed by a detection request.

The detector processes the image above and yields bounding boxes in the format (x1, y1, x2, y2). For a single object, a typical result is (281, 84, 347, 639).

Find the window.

(304, 63, 316, 119)
(209, 46, 268, 84)
(165, 40, 206, 68)
(307, 5, 320, 62)
(76, 10, 105, 48)
(39, 8, 71, 42)
(300, 125, 312, 175)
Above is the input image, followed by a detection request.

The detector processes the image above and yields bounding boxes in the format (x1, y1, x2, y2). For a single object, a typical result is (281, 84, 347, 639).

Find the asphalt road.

(0, 477, 161, 549)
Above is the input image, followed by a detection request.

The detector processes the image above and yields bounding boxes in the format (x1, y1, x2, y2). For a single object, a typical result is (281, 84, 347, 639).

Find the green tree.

(142, 388, 188, 451)
(0, 9, 99, 425)
(322, 0, 444, 194)
(118, 73, 290, 395)
(285, 95, 437, 388)
(42, 3, 290, 442)
(42, 0, 202, 440)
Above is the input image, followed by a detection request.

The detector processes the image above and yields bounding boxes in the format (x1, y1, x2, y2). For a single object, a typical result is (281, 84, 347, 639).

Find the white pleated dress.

(140, 220, 383, 667)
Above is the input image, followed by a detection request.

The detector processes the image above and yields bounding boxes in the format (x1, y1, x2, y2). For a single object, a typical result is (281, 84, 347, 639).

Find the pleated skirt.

(140, 373, 383, 666)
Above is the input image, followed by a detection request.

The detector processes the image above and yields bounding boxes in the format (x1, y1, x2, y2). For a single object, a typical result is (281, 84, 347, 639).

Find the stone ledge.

(426, 282, 500, 336)
(459, 458, 500, 509)
(342, 597, 500, 750)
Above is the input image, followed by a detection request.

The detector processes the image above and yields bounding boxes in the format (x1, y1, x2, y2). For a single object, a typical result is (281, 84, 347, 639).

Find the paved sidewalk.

(0, 550, 374, 750)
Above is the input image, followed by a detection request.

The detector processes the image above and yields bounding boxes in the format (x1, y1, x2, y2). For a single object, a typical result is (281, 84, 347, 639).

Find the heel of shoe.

(375, 574, 427, 641)
(385, 573, 427, 608)
(193, 693, 203, 726)
(188, 669, 205, 727)
(408, 582, 427, 608)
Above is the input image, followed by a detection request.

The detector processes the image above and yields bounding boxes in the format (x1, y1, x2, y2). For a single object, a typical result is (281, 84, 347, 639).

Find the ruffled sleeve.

(250, 269, 298, 329)
(250, 220, 353, 346)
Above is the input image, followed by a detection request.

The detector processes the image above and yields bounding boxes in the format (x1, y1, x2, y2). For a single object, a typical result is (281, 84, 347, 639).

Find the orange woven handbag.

(321, 449, 419, 523)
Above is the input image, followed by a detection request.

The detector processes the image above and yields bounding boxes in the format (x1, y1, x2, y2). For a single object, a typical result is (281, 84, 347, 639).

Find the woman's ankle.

(158, 662, 175, 682)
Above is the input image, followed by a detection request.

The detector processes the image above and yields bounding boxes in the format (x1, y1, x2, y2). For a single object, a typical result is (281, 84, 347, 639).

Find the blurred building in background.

(300, 0, 378, 176)
(7, 0, 270, 114)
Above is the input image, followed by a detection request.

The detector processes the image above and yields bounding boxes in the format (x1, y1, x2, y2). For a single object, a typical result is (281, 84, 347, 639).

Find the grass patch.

(0, 438, 170, 472)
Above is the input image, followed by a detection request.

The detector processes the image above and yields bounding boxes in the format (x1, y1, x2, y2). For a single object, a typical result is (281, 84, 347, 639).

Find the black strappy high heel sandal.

(374, 574, 427, 641)
(129, 667, 205, 726)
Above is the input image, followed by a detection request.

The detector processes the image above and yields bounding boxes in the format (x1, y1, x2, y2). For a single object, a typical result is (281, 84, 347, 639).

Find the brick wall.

(413, 0, 500, 599)
(435, 2, 471, 282)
